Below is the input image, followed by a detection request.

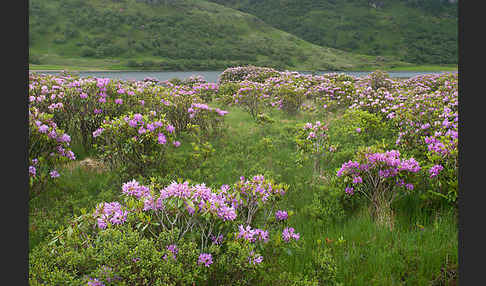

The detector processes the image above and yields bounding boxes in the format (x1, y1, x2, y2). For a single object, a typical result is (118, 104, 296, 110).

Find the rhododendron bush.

(29, 175, 303, 285)
(337, 149, 421, 228)
(28, 73, 227, 150)
(218, 65, 280, 84)
(29, 107, 76, 196)
(29, 74, 159, 148)
(230, 80, 272, 120)
(307, 71, 458, 205)
(295, 120, 337, 179)
(92, 111, 179, 177)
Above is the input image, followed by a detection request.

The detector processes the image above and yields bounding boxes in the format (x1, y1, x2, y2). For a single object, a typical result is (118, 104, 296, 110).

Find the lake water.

(30, 70, 457, 83)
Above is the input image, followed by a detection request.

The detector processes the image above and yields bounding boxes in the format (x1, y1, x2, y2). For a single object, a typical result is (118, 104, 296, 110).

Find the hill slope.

(28, 0, 410, 71)
(207, 0, 458, 65)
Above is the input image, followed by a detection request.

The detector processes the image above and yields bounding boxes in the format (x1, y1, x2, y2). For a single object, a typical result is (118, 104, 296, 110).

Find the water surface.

(31, 70, 456, 83)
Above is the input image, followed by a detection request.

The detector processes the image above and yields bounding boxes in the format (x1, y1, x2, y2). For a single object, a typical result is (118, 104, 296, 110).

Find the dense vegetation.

(29, 67, 458, 285)
(28, 0, 416, 71)
(208, 0, 458, 65)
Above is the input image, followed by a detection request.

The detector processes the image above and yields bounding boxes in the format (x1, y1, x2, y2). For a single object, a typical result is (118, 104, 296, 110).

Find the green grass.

(29, 64, 117, 71)
(29, 166, 120, 251)
(386, 64, 458, 72)
(332, 209, 457, 285)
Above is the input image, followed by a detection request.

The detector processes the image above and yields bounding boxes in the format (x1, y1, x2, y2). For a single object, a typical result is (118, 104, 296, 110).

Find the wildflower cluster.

(231, 80, 271, 120)
(266, 79, 306, 115)
(295, 120, 337, 177)
(275, 210, 288, 221)
(218, 65, 280, 84)
(29, 73, 228, 150)
(157, 84, 228, 134)
(82, 175, 298, 273)
(192, 82, 219, 103)
(93, 202, 128, 230)
(236, 225, 269, 243)
(230, 175, 287, 225)
(93, 111, 178, 177)
(294, 71, 458, 204)
(282, 227, 300, 243)
(337, 150, 420, 193)
(308, 74, 358, 112)
(337, 150, 421, 225)
(29, 106, 76, 195)
(198, 253, 213, 267)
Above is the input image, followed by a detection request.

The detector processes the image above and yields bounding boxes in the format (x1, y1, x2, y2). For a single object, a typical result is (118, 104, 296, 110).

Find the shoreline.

(30, 69, 458, 73)
(29, 64, 458, 74)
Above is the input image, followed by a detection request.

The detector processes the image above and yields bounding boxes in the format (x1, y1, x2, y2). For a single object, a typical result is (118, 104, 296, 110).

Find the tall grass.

(29, 166, 119, 251)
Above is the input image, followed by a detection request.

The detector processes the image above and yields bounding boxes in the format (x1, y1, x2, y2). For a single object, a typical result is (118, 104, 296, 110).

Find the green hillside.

(28, 0, 411, 71)
(207, 0, 458, 65)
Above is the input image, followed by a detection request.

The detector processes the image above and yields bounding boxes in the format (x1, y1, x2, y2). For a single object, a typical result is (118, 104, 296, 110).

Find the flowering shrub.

(423, 133, 458, 204)
(230, 175, 288, 226)
(218, 66, 280, 84)
(308, 74, 358, 112)
(268, 81, 306, 115)
(157, 85, 228, 136)
(192, 82, 219, 103)
(187, 102, 228, 136)
(364, 70, 396, 91)
(295, 121, 337, 179)
(390, 74, 458, 204)
(231, 81, 271, 120)
(215, 81, 241, 106)
(29, 107, 76, 196)
(29, 73, 168, 149)
(29, 175, 302, 285)
(336, 149, 421, 227)
(308, 71, 459, 208)
(92, 111, 178, 177)
(329, 109, 394, 153)
(180, 75, 208, 87)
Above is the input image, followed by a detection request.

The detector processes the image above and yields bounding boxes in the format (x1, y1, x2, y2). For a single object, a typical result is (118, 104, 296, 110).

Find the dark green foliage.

(272, 84, 306, 115)
(29, 53, 43, 64)
(208, 0, 457, 65)
(327, 108, 396, 163)
(80, 46, 96, 57)
(301, 183, 346, 227)
(29, 226, 205, 285)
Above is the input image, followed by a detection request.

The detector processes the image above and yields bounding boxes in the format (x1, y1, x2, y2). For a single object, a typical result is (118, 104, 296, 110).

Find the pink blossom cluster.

(188, 103, 228, 118)
(232, 175, 286, 208)
(337, 150, 421, 194)
(237, 225, 269, 243)
(29, 107, 76, 182)
(218, 66, 279, 84)
(123, 180, 237, 222)
(94, 202, 128, 229)
(282, 227, 300, 242)
(96, 112, 177, 146)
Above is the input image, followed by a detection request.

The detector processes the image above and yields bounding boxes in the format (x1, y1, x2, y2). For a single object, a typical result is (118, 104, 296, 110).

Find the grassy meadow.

(28, 67, 458, 285)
